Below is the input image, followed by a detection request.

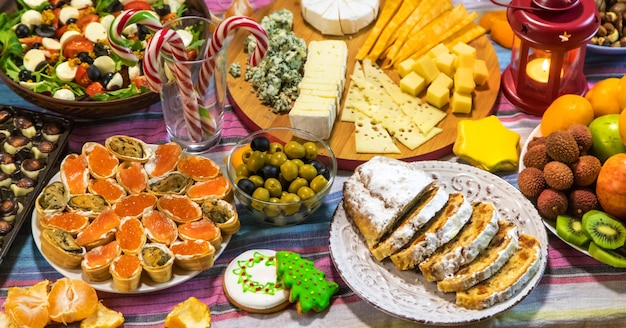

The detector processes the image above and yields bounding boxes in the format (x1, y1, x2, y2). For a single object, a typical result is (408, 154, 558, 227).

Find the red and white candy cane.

(198, 16, 269, 97)
(108, 10, 163, 65)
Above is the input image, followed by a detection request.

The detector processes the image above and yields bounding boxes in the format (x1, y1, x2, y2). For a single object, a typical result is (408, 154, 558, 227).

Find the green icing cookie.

(276, 251, 339, 313)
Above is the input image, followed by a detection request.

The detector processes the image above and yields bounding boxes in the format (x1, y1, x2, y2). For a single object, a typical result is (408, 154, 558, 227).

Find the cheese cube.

(412, 56, 440, 83)
(426, 83, 450, 108)
(397, 58, 416, 77)
(428, 43, 450, 58)
(451, 42, 476, 68)
(435, 52, 456, 77)
(473, 59, 489, 86)
(454, 67, 475, 94)
(399, 71, 427, 96)
(431, 72, 453, 90)
(451, 92, 473, 114)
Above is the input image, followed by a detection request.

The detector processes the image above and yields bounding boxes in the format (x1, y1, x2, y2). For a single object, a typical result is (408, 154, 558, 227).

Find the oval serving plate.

(31, 144, 231, 294)
(329, 161, 548, 325)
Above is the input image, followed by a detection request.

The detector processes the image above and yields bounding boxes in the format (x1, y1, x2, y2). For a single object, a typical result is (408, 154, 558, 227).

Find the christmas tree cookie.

(276, 251, 339, 314)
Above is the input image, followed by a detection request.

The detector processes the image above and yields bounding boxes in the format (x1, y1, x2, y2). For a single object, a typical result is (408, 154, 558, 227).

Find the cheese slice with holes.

(354, 113, 400, 154)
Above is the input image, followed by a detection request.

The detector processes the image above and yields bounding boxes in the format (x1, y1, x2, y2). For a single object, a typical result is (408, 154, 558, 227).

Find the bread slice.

(455, 234, 542, 310)
(343, 156, 434, 248)
(390, 193, 473, 270)
(371, 186, 449, 261)
(419, 202, 499, 282)
(437, 219, 519, 293)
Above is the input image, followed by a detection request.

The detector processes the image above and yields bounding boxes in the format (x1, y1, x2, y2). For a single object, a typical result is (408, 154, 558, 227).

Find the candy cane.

(108, 10, 162, 65)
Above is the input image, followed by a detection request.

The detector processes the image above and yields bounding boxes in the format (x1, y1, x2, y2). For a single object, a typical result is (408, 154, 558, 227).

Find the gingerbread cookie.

(223, 249, 290, 313)
(276, 251, 339, 314)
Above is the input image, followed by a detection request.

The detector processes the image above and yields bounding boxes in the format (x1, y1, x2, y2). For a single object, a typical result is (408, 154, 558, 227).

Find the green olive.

(252, 187, 270, 202)
(281, 192, 301, 215)
(298, 164, 318, 181)
(296, 186, 316, 200)
(248, 175, 265, 188)
(269, 141, 284, 154)
(280, 160, 299, 181)
(288, 177, 308, 194)
(269, 151, 288, 167)
(291, 158, 304, 167)
(264, 178, 282, 198)
(284, 141, 306, 159)
(303, 142, 318, 161)
(310, 175, 329, 193)
(241, 149, 253, 164)
(235, 163, 250, 178)
(246, 150, 266, 173)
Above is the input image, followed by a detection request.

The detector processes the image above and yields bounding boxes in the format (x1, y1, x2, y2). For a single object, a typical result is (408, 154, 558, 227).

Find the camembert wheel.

(301, 0, 380, 36)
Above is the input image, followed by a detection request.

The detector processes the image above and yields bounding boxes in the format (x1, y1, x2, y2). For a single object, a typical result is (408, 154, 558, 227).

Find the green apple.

(589, 114, 626, 162)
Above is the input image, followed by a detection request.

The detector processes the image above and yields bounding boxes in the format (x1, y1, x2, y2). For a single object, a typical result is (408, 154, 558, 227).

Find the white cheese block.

(289, 108, 333, 140)
(294, 95, 336, 119)
(302, 0, 379, 36)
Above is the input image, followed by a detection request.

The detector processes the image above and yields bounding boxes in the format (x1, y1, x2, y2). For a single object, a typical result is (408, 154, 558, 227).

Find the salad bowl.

(0, 0, 210, 119)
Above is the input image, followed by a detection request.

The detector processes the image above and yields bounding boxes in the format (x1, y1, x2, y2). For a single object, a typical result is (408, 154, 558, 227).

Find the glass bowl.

(226, 127, 337, 226)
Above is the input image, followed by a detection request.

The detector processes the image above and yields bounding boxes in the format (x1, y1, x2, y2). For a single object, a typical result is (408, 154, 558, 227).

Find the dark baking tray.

(0, 105, 73, 264)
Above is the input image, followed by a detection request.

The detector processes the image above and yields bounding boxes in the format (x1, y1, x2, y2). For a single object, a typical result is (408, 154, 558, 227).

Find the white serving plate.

(329, 160, 549, 325)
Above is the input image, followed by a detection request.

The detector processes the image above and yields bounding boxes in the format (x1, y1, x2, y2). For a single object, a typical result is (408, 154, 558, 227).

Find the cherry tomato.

(124, 1, 153, 11)
(131, 76, 149, 89)
(86, 81, 105, 97)
(55, 25, 68, 39)
(74, 64, 92, 88)
(76, 14, 99, 31)
(19, 36, 43, 49)
(161, 12, 177, 24)
(63, 36, 94, 59)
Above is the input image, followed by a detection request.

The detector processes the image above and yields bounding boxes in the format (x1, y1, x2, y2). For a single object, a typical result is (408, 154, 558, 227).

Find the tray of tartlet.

(0, 105, 73, 265)
(31, 135, 237, 293)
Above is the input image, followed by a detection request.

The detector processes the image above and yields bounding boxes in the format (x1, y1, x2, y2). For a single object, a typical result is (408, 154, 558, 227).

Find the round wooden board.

(226, 0, 501, 170)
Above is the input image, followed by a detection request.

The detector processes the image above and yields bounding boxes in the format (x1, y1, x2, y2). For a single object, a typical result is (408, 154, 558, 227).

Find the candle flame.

(541, 59, 549, 72)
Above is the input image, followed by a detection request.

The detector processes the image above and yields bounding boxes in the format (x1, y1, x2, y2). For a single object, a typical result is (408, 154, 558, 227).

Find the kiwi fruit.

(581, 210, 626, 250)
(588, 242, 626, 268)
(556, 214, 591, 248)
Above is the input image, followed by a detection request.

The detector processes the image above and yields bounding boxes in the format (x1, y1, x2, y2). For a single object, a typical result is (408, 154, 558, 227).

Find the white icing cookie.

(223, 249, 290, 313)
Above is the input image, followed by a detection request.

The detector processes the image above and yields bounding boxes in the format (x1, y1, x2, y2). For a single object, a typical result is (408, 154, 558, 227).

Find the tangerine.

(229, 144, 251, 169)
(85, 143, 119, 179)
(145, 142, 183, 177)
(142, 209, 178, 245)
(4, 280, 51, 328)
(186, 176, 231, 201)
(80, 302, 125, 328)
(76, 208, 121, 247)
(41, 212, 89, 235)
(60, 154, 89, 195)
(164, 297, 211, 328)
(177, 155, 220, 181)
(116, 161, 148, 194)
(88, 178, 127, 204)
(48, 277, 98, 324)
(116, 217, 146, 254)
(618, 74, 626, 110)
(585, 77, 622, 117)
(157, 195, 202, 223)
(541, 94, 594, 136)
(113, 193, 157, 218)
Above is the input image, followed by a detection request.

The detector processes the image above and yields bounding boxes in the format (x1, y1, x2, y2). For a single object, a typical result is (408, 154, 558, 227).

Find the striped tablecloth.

(3, 1, 626, 327)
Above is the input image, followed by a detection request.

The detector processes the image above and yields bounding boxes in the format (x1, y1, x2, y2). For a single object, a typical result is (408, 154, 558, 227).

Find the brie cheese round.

(301, 0, 380, 36)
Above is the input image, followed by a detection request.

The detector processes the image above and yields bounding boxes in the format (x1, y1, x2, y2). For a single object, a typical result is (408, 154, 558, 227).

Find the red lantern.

(494, 0, 600, 116)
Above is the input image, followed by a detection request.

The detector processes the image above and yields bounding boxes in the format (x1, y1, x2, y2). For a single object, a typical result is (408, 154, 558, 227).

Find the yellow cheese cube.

(454, 67, 476, 94)
(431, 72, 453, 89)
(451, 91, 473, 114)
(451, 42, 476, 68)
(426, 83, 450, 108)
(473, 59, 489, 86)
(397, 58, 416, 77)
(428, 43, 450, 58)
(400, 71, 427, 96)
(435, 52, 456, 77)
(412, 56, 440, 83)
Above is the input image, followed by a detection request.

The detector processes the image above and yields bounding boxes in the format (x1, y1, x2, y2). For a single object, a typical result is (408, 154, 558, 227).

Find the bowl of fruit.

(0, 0, 209, 119)
(226, 127, 337, 227)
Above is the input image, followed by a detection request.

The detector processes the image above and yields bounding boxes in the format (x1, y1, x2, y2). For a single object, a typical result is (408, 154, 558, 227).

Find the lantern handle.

(489, 0, 578, 11)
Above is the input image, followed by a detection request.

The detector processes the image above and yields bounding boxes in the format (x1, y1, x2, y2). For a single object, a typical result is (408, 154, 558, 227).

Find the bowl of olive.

(226, 127, 337, 227)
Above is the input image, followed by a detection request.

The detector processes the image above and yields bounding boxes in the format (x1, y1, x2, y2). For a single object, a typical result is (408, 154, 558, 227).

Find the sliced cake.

(390, 192, 473, 270)
(371, 186, 449, 261)
(437, 219, 519, 293)
(343, 156, 434, 248)
(455, 234, 542, 310)
(419, 202, 499, 282)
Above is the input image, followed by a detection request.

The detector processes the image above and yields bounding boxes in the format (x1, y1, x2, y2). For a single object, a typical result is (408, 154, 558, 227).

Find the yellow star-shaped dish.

(453, 115, 520, 172)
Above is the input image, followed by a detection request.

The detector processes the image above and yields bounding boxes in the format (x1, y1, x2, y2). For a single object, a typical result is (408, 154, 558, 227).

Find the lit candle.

(526, 58, 551, 83)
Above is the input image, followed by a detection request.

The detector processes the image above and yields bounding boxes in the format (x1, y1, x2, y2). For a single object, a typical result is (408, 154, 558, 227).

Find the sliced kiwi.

(556, 214, 591, 248)
(581, 210, 626, 250)
(588, 242, 626, 268)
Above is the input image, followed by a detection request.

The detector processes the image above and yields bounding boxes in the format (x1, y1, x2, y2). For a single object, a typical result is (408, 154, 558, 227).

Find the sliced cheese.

(354, 113, 400, 154)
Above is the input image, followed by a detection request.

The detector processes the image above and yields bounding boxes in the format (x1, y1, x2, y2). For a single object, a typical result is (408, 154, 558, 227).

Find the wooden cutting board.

(226, 0, 501, 170)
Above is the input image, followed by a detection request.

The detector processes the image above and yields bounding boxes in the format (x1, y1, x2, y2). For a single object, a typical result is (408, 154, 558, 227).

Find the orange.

(76, 208, 121, 247)
(490, 19, 516, 49)
(48, 278, 98, 324)
(479, 10, 507, 31)
(585, 77, 622, 117)
(113, 193, 157, 218)
(4, 280, 51, 328)
(116, 161, 148, 194)
(60, 154, 89, 195)
(164, 297, 211, 328)
(80, 302, 125, 328)
(541, 94, 594, 136)
(177, 155, 220, 181)
(620, 108, 626, 146)
(229, 144, 251, 169)
(86, 144, 119, 179)
(617, 74, 626, 110)
(89, 178, 126, 204)
(146, 142, 183, 177)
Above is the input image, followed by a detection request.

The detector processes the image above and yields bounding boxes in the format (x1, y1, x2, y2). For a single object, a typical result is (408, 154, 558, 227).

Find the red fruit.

(596, 153, 626, 220)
